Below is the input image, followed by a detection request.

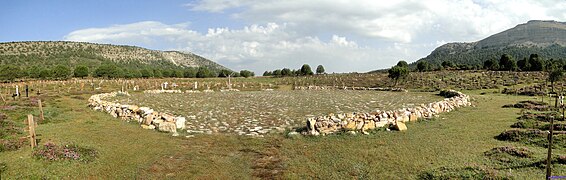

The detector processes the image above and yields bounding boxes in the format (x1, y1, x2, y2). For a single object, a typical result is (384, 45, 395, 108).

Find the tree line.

(414, 53, 566, 72)
(263, 64, 325, 77)
(0, 63, 256, 82)
(389, 53, 566, 86)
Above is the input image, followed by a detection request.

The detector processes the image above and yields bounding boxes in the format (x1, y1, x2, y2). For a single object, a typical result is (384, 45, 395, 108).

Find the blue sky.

(1, 0, 566, 73)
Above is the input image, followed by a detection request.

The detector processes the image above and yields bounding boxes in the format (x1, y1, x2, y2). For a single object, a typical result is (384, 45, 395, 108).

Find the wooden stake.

(546, 115, 555, 179)
(27, 115, 37, 149)
(38, 100, 44, 122)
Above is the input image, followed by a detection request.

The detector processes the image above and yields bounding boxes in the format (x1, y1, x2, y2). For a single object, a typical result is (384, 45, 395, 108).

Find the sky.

(1, 0, 566, 73)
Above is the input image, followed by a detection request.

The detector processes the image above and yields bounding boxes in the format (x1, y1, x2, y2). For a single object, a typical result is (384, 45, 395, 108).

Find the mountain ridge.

(0, 41, 230, 72)
(415, 20, 566, 68)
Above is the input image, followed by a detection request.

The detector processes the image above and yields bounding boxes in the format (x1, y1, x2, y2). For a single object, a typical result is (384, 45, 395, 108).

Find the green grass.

(0, 82, 565, 179)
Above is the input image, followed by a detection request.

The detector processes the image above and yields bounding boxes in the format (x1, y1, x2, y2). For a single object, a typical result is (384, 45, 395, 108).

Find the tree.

(161, 69, 171, 77)
(483, 59, 499, 70)
(529, 54, 545, 71)
(95, 64, 121, 78)
(152, 69, 162, 78)
(396, 61, 409, 68)
(218, 69, 233, 77)
(300, 64, 314, 76)
(52, 65, 71, 80)
(27, 66, 43, 79)
(140, 69, 153, 78)
(517, 58, 529, 71)
(272, 69, 282, 77)
(240, 70, 254, 78)
(196, 67, 212, 78)
(498, 54, 517, 71)
(73, 65, 89, 78)
(388, 65, 408, 86)
(263, 71, 272, 76)
(316, 65, 325, 74)
(549, 69, 564, 94)
(281, 68, 292, 77)
(183, 68, 197, 78)
(416, 61, 430, 72)
(131, 69, 142, 78)
(0, 65, 24, 82)
(39, 69, 52, 79)
(441, 61, 454, 69)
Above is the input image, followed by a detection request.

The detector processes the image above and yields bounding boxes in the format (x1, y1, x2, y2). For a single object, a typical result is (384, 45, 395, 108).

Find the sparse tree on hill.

(388, 64, 408, 86)
(73, 65, 89, 78)
(316, 65, 325, 74)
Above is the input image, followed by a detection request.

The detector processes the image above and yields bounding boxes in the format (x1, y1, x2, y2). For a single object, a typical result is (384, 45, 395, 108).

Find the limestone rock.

(393, 122, 407, 131)
(175, 116, 186, 129)
(141, 124, 155, 130)
(158, 122, 177, 133)
(345, 120, 356, 130)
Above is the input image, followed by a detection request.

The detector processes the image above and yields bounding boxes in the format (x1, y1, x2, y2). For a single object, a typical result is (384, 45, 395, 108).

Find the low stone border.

(302, 90, 471, 135)
(293, 85, 407, 92)
(88, 91, 186, 136)
(142, 89, 240, 94)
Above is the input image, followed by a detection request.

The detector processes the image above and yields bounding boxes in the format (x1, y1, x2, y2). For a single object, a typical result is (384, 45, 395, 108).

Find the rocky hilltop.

(0, 41, 230, 71)
(416, 20, 566, 67)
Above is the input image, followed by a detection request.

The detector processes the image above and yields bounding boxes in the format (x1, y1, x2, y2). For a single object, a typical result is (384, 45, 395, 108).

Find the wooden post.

(546, 116, 554, 179)
(27, 114, 37, 149)
(38, 100, 44, 122)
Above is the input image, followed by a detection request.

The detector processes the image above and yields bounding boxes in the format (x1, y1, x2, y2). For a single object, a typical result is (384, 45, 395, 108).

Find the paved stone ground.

(107, 90, 442, 136)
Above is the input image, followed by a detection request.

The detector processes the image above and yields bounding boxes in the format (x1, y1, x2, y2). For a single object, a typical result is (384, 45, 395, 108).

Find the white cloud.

(64, 0, 566, 73)
(65, 21, 404, 73)
(190, 0, 566, 43)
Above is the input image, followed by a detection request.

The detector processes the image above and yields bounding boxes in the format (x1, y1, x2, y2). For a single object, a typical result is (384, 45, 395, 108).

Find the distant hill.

(415, 20, 566, 68)
(0, 41, 230, 72)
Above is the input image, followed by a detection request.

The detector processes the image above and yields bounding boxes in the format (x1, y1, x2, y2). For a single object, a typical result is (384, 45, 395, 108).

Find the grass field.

(107, 90, 442, 136)
(0, 74, 565, 179)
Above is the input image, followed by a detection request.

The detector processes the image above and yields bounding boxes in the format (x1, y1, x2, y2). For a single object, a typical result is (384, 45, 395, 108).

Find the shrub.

(438, 90, 460, 98)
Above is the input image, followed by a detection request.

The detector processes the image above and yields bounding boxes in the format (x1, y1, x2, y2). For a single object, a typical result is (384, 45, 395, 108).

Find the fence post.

(546, 116, 554, 179)
(27, 115, 37, 149)
(38, 100, 44, 122)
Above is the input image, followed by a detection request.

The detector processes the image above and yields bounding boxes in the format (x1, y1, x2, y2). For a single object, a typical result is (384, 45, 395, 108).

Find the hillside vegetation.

(0, 41, 231, 80)
(416, 20, 566, 68)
